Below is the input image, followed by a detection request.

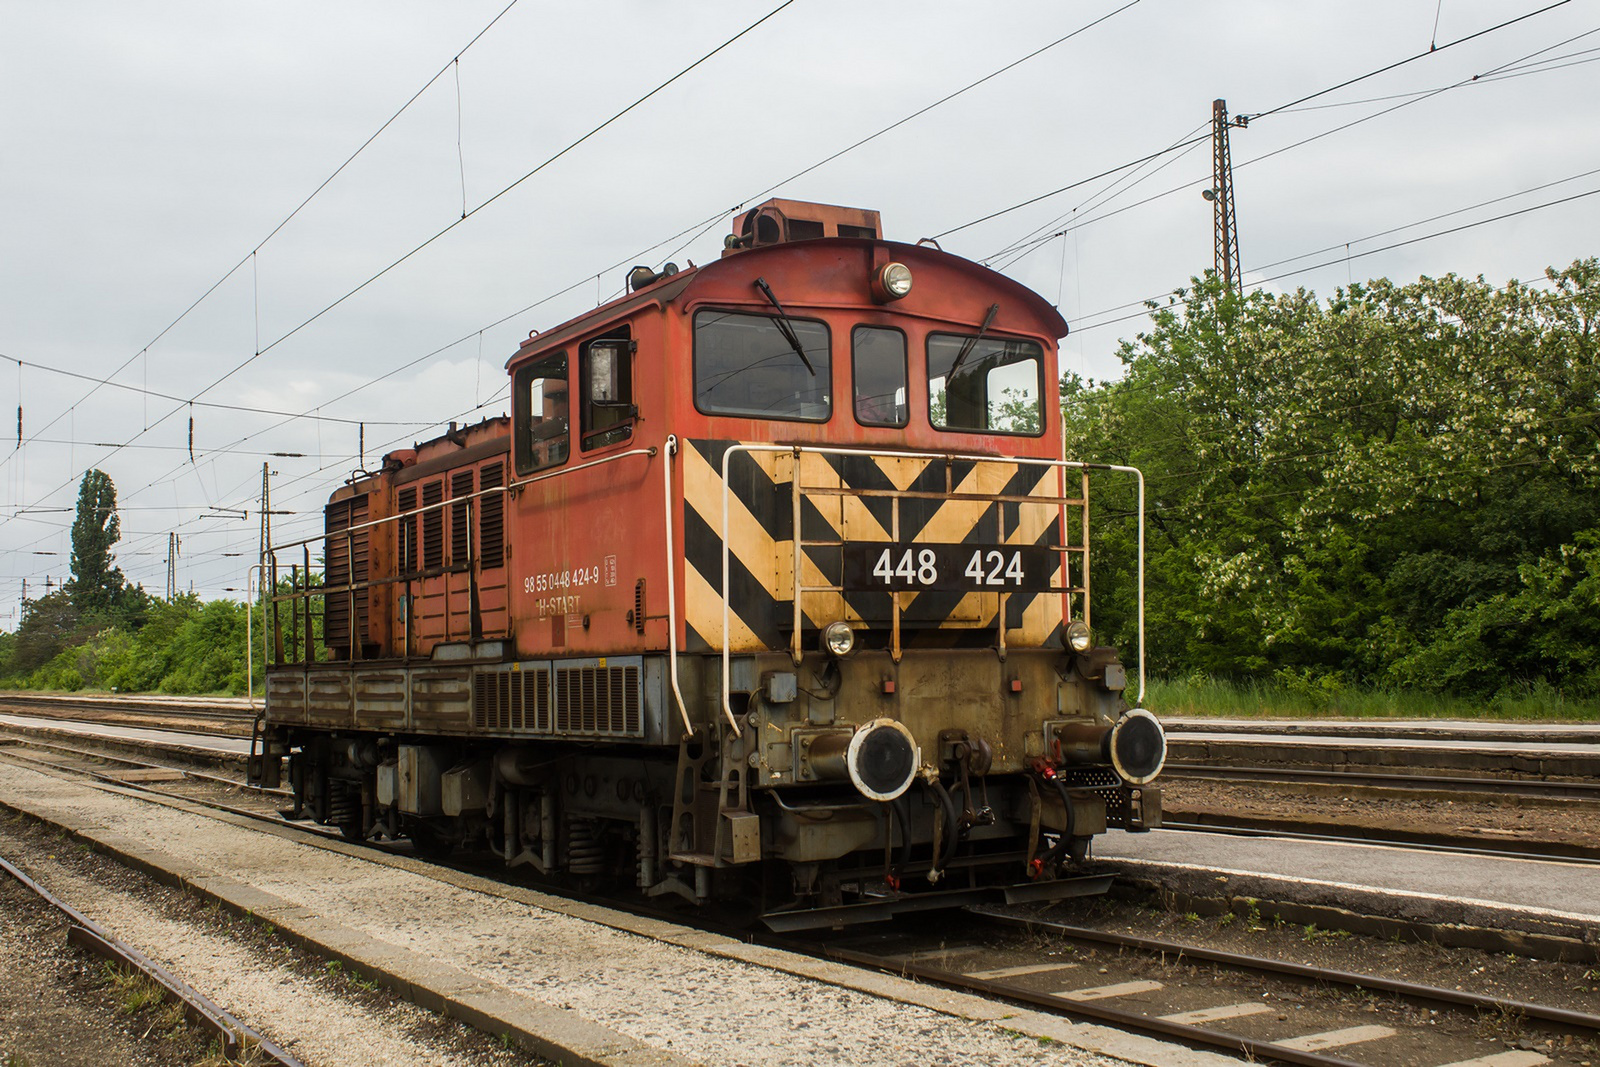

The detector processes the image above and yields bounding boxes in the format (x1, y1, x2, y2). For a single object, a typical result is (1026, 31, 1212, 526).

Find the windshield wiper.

(949, 303, 1000, 378)
(754, 277, 816, 376)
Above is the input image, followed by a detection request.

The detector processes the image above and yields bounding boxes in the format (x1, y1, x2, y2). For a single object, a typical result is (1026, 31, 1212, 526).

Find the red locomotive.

(256, 198, 1164, 927)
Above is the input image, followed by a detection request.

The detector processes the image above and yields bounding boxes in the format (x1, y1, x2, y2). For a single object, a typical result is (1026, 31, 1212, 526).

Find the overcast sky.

(2, 0, 1596, 622)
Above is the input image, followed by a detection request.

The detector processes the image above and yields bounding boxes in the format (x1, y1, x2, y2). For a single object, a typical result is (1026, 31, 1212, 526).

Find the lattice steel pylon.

(166, 532, 180, 600)
(1209, 98, 1243, 294)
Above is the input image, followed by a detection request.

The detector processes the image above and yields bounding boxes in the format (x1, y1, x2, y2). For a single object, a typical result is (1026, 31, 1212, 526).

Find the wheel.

(406, 818, 456, 861)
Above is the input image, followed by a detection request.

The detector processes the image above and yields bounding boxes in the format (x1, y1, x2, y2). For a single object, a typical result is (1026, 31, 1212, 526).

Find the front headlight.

(1066, 619, 1092, 653)
(822, 620, 856, 658)
(879, 262, 913, 298)
(871, 261, 914, 303)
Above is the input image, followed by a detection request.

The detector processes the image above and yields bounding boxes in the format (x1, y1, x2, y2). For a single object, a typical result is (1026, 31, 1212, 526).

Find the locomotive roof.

(506, 236, 1067, 369)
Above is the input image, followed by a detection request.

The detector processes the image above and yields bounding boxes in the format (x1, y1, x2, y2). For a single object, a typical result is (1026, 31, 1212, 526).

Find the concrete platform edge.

(0, 717, 246, 771)
(1111, 858, 1600, 964)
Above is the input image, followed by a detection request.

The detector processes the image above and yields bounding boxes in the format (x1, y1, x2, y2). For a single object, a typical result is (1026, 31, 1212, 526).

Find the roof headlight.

(822, 620, 856, 658)
(1066, 619, 1093, 654)
(872, 262, 913, 303)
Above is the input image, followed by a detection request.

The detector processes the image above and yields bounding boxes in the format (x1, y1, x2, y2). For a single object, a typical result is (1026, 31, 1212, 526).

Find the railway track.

(1164, 764, 1600, 803)
(1159, 815, 1600, 865)
(1160, 763, 1600, 864)
(817, 911, 1600, 1067)
(0, 734, 283, 799)
(4, 729, 1599, 1066)
(4, 704, 1596, 865)
(0, 691, 257, 735)
(0, 850, 302, 1066)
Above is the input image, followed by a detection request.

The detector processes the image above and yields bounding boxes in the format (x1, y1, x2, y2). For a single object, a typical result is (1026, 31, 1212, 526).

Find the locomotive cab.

(257, 198, 1163, 929)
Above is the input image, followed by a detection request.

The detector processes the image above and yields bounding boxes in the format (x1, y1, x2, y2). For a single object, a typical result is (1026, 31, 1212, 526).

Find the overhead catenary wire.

(115, 380, 514, 555)
(982, 21, 1600, 331)
(6, 4, 1593, 604)
(1069, 184, 1600, 338)
(1040, 164, 1600, 337)
(1272, 39, 1600, 114)
(9, 0, 1164, 542)
(163, 388, 516, 591)
(57, 0, 1136, 519)
(727, 0, 1144, 214)
(3, 2, 800, 537)
(0, 0, 529, 478)
(987, 22, 1600, 276)
(61, 6, 1156, 585)
(1246, 0, 1571, 122)
(933, 1, 1577, 243)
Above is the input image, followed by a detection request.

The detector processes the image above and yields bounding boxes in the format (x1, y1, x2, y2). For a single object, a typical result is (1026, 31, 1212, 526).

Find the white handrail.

(661, 436, 693, 735)
(265, 446, 658, 555)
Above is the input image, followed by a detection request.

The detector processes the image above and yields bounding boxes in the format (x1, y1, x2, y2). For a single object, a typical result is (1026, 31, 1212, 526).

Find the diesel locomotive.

(254, 198, 1165, 928)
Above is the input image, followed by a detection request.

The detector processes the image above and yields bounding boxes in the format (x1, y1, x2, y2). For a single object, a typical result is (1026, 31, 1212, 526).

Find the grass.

(100, 962, 166, 1015)
(196, 1040, 273, 1067)
(1145, 675, 1600, 721)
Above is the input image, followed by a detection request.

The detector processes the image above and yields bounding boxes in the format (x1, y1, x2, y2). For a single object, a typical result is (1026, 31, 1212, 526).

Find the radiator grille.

(471, 668, 549, 731)
(555, 664, 641, 736)
(473, 663, 643, 737)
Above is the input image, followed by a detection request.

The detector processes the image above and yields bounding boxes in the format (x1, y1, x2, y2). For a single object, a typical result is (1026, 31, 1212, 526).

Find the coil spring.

(566, 818, 605, 875)
(326, 780, 358, 825)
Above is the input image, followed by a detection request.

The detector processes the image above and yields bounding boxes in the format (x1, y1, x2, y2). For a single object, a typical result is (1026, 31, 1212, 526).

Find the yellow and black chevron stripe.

(681, 440, 1071, 653)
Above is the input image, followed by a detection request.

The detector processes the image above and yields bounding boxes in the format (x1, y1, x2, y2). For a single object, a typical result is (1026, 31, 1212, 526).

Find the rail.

(955, 909, 1600, 1063)
(718, 445, 1147, 734)
(0, 852, 303, 1066)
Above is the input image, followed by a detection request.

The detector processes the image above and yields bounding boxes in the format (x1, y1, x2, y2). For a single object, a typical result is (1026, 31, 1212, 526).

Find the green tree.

(1066, 261, 1600, 697)
(69, 468, 127, 614)
(5, 590, 82, 677)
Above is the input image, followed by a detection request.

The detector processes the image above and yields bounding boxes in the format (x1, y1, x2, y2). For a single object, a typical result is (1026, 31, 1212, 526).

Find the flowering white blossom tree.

(1066, 260, 1600, 697)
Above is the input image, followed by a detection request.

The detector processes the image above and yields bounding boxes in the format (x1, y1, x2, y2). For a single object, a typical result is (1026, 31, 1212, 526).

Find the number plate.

(841, 542, 1056, 592)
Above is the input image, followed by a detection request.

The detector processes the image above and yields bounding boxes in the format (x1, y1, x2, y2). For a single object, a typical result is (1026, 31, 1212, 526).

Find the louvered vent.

(323, 493, 370, 655)
(472, 668, 551, 731)
(478, 463, 505, 570)
(397, 486, 418, 574)
(421, 480, 444, 570)
(555, 664, 642, 737)
(450, 470, 474, 564)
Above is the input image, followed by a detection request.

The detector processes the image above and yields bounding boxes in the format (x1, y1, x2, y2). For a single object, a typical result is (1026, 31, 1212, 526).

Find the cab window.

(513, 354, 570, 475)
(927, 334, 1044, 435)
(580, 330, 637, 451)
(852, 325, 907, 427)
(693, 310, 830, 421)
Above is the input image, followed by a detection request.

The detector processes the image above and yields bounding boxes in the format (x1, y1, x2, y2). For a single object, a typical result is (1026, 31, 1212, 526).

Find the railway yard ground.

(1, 694, 1598, 1066)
